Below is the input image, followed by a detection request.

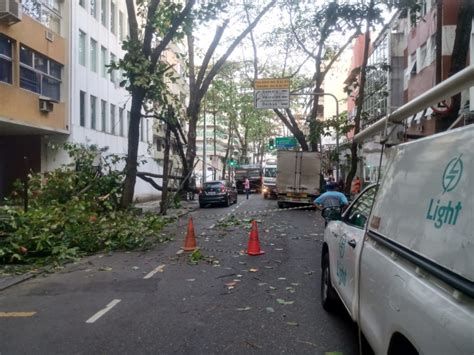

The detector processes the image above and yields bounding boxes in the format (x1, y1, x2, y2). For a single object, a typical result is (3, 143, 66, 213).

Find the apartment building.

(0, 0, 67, 199)
(0, 0, 173, 201)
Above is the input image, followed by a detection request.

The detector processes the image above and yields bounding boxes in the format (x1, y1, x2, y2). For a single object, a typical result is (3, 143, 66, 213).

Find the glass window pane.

(110, 2, 116, 34)
(90, 0, 96, 17)
(101, 100, 107, 132)
(90, 39, 97, 72)
(20, 66, 40, 93)
(0, 35, 12, 57)
(79, 30, 86, 66)
(119, 11, 124, 40)
(90, 95, 97, 130)
(34, 53, 48, 73)
(101, 0, 106, 26)
(110, 104, 116, 135)
(20, 46, 33, 66)
(0, 58, 12, 84)
(110, 53, 116, 82)
(119, 108, 124, 136)
(80, 91, 86, 127)
(101, 46, 107, 78)
(49, 61, 62, 79)
(42, 76, 60, 100)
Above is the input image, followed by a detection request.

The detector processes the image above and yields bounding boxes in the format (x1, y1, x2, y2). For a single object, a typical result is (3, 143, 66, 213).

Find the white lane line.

(143, 264, 166, 279)
(86, 299, 121, 324)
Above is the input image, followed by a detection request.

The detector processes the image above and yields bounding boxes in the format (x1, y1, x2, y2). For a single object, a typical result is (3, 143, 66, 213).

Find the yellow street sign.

(254, 78, 290, 90)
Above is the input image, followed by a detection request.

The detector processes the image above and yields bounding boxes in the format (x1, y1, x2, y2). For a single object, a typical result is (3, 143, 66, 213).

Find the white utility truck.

(276, 151, 321, 208)
(321, 124, 474, 354)
(262, 160, 277, 199)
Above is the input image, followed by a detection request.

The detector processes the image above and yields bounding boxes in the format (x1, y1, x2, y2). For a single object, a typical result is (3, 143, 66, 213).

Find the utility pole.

(213, 110, 217, 180)
(203, 107, 207, 184)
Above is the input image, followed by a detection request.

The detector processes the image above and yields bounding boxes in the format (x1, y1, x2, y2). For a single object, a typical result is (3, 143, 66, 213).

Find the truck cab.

(262, 161, 277, 199)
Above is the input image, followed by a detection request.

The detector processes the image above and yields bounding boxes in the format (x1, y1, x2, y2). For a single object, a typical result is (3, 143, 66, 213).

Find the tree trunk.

(160, 122, 171, 215)
(120, 89, 145, 208)
(437, 0, 473, 131)
(344, 1, 374, 196)
(222, 125, 233, 179)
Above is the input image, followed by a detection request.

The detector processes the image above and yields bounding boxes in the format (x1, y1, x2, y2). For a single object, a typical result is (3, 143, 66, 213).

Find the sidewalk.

(0, 198, 199, 291)
(134, 198, 199, 218)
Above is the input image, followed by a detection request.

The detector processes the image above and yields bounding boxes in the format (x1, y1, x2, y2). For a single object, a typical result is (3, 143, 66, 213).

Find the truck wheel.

(321, 253, 338, 311)
(278, 202, 285, 208)
(263, 193, 268, 199)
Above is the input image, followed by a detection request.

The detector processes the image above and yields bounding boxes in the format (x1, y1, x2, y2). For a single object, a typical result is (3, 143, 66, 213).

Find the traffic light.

(268, 138, 275, 150)
(229, 159, 236, 167)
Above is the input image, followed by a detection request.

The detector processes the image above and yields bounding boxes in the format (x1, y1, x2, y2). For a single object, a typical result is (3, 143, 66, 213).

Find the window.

(110, 53, 116, 83)
(90, 38, 97, 72)
(79, 0, 85, 8)
(110, 104, 116, 135)
(110, 2, 116, 34)
(146, 119, 149, 143)
(79, 30, 86, 66)
(140, 118, 144, 142)
(0, 35, 13, 84)
(101, 99, 107, 132)
(90, 95, 97, 129)
(101, 46, 107, 78)
(119, 11, 124, 41)
(90, 0, 96, 17)
(100, 0, 107, 27)
(119, 108, 124, 136)
(419, 43, 427, 70)
(344, 186, 377, 229)
(19, 45, 62, 100)
(80, 91, 86, 127)
(22, 1, 61, 34)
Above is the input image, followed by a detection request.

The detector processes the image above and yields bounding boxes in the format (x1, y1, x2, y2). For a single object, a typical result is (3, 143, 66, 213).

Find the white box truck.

(321, 124, 474, 354)
(276, 151, 321, 208)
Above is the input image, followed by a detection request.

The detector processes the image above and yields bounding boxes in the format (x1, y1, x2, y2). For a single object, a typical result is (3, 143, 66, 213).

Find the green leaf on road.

(276, 298, 294, 305)
(266, 307, 275, 313)
(236, 307, 251, 311)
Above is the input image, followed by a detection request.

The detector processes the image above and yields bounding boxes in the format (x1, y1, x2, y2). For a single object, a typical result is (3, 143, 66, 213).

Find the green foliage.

(0, 144, 169, 268)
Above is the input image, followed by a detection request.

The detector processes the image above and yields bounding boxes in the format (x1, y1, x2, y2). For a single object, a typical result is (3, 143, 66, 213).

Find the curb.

(0, 272, 38, 291)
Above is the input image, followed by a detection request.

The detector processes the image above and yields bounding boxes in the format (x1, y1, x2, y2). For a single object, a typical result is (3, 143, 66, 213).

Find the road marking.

(0, 312, 36, 317)
(143, 264, 166, 279)
(86, 299, 121, 324)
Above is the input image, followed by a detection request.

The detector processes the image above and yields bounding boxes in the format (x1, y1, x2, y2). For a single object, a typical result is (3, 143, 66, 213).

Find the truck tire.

(278, 201, 285, 208)
(263, 193, 268, 199)
(321, 253, 338, 311)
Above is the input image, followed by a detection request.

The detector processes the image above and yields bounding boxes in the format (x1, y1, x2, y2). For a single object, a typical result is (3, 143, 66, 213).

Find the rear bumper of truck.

(277, 193, 316, 205)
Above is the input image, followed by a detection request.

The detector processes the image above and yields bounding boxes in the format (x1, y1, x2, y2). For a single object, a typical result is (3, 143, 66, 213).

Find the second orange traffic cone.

(247, 220, 265, 256)
(183, 217, 197, 252)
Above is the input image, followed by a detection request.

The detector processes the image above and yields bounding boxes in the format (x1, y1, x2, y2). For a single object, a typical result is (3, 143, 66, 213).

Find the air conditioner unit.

(0, 0, 22, 25)
(39, 98, 54, 113)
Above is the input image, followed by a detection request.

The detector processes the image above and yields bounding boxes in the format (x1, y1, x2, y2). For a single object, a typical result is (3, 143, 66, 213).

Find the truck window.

(344, 186, 377, 229)
(264, 168, 276, 177)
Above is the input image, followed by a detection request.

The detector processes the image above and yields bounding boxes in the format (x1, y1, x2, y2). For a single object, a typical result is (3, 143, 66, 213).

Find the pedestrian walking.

(337, 178, 345, 192)
(244, 177, 250, 199)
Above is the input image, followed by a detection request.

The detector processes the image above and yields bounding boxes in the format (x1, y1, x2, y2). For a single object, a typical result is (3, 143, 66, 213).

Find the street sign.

(254, 78, 290, 109)
(275, 136, 297, 149)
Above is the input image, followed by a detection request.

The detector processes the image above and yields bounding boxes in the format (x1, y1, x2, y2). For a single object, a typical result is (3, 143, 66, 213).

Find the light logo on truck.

(426, 155, 463, 229)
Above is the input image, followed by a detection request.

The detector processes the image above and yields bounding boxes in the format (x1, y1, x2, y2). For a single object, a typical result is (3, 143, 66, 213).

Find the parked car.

(199, 180, 238, 208)
(321, 124, 474, 354)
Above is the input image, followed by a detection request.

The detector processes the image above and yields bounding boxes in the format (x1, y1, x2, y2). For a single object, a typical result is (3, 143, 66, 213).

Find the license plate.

(287, 193, 307, 198)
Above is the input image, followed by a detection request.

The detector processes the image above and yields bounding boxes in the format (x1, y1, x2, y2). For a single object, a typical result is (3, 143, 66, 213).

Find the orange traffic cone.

(183, 217, 197, 252)
(247, 220, 265, 256)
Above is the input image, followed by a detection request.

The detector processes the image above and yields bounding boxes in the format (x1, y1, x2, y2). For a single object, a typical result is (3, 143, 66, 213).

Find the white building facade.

(43, 0, 161, 201)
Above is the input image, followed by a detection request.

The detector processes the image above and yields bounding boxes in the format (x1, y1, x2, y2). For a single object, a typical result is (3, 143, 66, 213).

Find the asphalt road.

(0, 193, 359, 354)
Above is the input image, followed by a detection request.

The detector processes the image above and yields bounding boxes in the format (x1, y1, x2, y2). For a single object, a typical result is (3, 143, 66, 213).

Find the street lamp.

(290, 92, 340, 180)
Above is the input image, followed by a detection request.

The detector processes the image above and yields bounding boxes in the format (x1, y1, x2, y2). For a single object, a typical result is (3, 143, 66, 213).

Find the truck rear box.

(276, 151, 321, 205)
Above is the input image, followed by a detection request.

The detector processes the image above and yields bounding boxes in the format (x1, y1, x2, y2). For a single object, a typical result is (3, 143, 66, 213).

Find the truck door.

(330, 186, 377, 316)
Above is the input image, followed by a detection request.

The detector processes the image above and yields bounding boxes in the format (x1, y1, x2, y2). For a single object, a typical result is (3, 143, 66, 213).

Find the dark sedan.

(199, 180, 238, 208)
